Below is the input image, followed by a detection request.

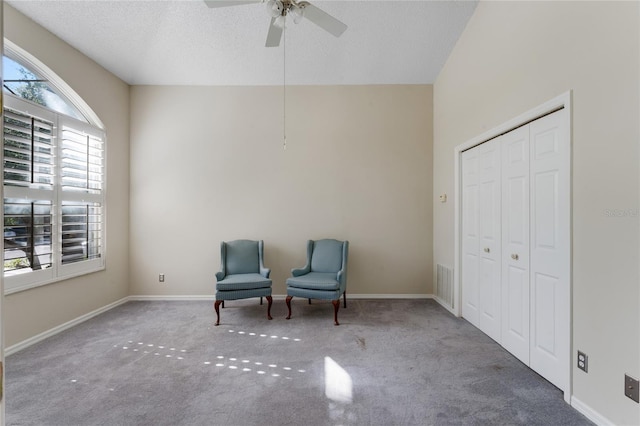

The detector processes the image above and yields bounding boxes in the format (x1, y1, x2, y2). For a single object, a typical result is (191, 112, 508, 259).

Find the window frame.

(3, 93, 106, 295)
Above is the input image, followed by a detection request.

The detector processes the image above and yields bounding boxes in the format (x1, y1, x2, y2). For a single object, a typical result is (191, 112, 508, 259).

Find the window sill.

(4, 263, 106, 295)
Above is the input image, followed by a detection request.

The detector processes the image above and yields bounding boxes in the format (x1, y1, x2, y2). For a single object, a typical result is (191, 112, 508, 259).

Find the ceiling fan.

(204, 0, 348, 47)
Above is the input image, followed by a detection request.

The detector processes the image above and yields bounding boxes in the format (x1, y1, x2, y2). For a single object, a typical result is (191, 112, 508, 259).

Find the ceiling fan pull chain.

(283, 20, 287, 150)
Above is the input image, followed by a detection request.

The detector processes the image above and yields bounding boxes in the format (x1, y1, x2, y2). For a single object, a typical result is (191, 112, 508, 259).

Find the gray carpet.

(6, 299, 591, 426)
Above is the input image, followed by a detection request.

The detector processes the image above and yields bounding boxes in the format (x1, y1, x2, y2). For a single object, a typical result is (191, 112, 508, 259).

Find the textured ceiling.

(6, 0, 478, 86)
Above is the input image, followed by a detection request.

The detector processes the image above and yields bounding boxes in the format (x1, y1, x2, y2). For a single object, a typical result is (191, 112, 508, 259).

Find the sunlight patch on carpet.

(324, 356, 353, 403)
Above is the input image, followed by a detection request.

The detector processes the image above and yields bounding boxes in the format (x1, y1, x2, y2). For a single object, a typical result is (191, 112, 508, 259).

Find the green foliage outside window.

(14, 67, 47, 106)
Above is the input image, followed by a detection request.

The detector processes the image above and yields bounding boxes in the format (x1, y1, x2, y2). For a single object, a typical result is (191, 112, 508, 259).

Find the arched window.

(2, 41, 106, 294)
(3, 55, 86, 122)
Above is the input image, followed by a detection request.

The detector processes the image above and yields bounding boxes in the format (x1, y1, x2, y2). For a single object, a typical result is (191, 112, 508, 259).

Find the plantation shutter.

(61, 125, 103, 193)
(59, 117, 104, 266)
(3, 108, 54, 188)
(4, 199, 53, 273)
(3, 99, 57, 287)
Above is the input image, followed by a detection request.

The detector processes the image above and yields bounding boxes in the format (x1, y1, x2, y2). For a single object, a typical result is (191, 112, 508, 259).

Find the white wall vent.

(436, 264, 454, 309)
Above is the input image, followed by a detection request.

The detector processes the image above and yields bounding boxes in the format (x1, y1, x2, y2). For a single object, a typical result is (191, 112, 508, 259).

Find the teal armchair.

(285, 239, 349, 325)
(214, 240, 273, 326)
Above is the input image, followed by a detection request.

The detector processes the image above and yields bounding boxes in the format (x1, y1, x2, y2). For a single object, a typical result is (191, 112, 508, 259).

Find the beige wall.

(3, 5, 131, 347)
(433, 1, 639, 424)
(130, 85, 433, 297)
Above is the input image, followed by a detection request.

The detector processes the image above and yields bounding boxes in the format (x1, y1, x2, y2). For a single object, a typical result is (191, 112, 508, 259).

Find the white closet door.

(477, 139, 502, 342)
(528, 109, 570, 391)
(501, 126, 531, 364)
(462, 139, 501, 340)
(461, 148, 480, 326)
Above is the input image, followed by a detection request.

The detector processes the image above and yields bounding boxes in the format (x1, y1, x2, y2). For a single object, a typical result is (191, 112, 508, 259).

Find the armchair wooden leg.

(308, 298, 311, 305)
(332, 299, 340, 326)
(266, 296, 273, 320)
(285, 296, 293, 320)
(343, 291, 347, 308)
(260, 297, 263, 305)
(214, 300, 223, 326)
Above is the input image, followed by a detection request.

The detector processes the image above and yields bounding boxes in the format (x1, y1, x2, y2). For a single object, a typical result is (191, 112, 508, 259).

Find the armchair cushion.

(286, 272, 339, 291)
(225, 240, 260, 275)
(310, 239, 343, 273)
(216, 273, 272, 291)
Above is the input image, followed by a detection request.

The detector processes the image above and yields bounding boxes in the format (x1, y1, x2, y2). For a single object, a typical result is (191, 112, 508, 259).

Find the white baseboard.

(570, 396, 614, 426)
(128, 295, 215, 301)
(129, 294, 434, 301)
(5, 297, 130, 356)
(347, 294, 433, 299)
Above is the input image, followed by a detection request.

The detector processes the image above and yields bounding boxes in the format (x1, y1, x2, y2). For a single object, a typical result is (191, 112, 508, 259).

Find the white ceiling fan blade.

(299, 2, 347, 38)
(265, 18, 283, 47)
(204, 0, 261, 8)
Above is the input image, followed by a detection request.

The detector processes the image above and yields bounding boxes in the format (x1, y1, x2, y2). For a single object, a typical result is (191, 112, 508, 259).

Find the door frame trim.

(453, 91, 572, 402)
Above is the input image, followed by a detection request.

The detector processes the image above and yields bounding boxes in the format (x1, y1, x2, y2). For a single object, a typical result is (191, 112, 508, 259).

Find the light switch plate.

(625, 374, 639, 403)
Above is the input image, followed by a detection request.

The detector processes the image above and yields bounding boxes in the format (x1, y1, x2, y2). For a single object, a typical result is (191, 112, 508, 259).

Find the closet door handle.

(483, 247, 490, 253)
(511, 253, 519, 261)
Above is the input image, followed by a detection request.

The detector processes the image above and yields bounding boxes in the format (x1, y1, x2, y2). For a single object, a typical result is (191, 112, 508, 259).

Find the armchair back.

(310, 239, 346, 273)
(224, 240, 260, 275)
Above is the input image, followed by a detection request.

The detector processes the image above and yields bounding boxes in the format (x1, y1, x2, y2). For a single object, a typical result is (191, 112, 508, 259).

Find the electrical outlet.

(625, 374, 639, 403)
(159, 274, 165, 283)
(577, 351, 588, 373)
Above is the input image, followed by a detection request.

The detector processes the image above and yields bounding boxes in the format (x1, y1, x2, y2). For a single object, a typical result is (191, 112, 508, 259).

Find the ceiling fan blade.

(299, 2, 347, 38)
(204, 0, 261, 8)
(265, 18, 283, 47)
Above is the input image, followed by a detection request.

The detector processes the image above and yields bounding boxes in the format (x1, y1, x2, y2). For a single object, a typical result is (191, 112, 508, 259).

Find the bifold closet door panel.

(501, 126, 531, 365)
(461, 139, 501, 342)
(528, 109, 570, 391)
(477, 139, 502, 342)
(461, 148, 480, 326)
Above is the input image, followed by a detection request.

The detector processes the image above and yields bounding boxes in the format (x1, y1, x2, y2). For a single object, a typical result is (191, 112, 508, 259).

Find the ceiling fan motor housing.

(268, 0, 307, 17)
(205, 0, 347, 47)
